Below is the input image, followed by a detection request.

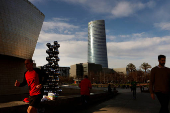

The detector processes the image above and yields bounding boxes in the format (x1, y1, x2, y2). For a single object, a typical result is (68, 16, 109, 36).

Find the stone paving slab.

(0, 101, 28, 108)
(74, 88, 166, 113)
(1, 87, 163, 113)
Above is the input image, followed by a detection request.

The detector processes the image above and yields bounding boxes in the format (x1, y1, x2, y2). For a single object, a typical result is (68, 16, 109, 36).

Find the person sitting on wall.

(79, 75, 92, 105)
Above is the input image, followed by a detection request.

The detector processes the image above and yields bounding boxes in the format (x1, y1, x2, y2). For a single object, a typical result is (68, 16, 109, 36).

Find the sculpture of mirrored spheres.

(43, 41, 61, 97)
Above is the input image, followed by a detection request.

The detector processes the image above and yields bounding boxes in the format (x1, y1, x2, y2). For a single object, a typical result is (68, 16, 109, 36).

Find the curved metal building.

(0, 0, 45, 95)
(88, 20, 108, 68)
(0, 0, 45, 59)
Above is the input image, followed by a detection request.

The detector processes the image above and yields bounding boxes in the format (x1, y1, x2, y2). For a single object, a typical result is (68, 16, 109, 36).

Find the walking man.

(149, 55, 170, 113)
(79, 75, 92, 105)
(14, 59, 47, 113)
(131, 79, 137, 99)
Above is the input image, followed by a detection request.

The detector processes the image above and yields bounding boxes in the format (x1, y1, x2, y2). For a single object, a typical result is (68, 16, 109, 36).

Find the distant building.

(88, 20, 108, 68)
(102, 68, 115, 74)
(58, 67, 70, 77)
(82, 62, 102, 76)
(70, 64, 83, 78)
(69, 62, 102, 78)
(113, 68, 128, 75)
(0, 0, 44, 95)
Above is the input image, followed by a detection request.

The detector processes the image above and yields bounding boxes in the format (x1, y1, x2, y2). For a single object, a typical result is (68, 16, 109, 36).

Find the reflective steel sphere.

(53, 49, 59, 54)
(57, 44, 60, 47)
(46, 57, 51, 61)
(53, 45, 57, 49)
(53, 54, 58, 58)
(55, 69, 58, 71)
(46, 43, 51, 48)
(49, 53, 53, 58)
(54, 41, 58, 45)
(49, 45, 53, 50)
(52, 64, 55, 68)
(56, 58, 60, 61)
(54, 61, 58, 65)
(46, 64, 51, 68)
(51, 58, 56, 62)
(54, 71, 60, 75)
(46, 49, 52, 54)
(46, 70, 50, 74)
(49, 68, 55, 72)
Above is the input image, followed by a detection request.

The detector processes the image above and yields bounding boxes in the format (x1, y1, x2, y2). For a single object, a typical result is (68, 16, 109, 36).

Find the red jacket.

(79, 78, 92, 95)
(19, 68, 48, 96)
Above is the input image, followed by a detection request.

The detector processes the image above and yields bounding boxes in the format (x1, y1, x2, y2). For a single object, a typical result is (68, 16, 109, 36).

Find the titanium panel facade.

(0, 0, 45, 59)
(0, 0, 44, 95)
(88, 20, 108, 68)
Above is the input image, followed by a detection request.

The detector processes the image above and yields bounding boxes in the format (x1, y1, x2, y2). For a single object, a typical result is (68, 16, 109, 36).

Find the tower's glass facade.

(88, 20, 108, 68)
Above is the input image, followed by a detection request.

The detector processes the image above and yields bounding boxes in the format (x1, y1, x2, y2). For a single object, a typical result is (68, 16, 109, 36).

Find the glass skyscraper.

(88, 20, 108, 68)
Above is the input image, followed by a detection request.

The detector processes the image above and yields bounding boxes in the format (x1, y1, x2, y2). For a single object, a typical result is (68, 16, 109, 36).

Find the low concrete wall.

(0, 92, 117, 113)
(60, 87, 104, 96)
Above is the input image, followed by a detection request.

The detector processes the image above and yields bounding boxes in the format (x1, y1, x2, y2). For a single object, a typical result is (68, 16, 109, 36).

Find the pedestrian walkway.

(74, 88, 165, 113)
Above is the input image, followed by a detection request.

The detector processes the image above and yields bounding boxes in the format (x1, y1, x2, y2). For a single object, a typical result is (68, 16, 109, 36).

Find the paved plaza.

(74, 88, 166, 113)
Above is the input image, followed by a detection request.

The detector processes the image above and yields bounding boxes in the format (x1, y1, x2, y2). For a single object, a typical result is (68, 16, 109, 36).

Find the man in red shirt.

(79, 75, 92, 104)
(14, 59, 47, 113)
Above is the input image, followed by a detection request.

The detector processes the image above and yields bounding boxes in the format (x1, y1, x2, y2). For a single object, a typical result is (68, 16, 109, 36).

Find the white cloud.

(59, 41, 87, 58)
(42, 21, 79, 32)
(148, 1, 170, 23)
(107, 32, 146, 42)
(75, 32, 87, 40)
(107, 35, 116, 40)
(38, 31, 75, 43)
(107, 36, 170, 58)
(61, 0, 112, 13)
(111, 1, 145, 18)
(53, 18, 69, 21)
(75, 32, 86, 35)
(61, 0, 157, 19)
(33, 34, 170, 69)
(154, 22, 170, 30)
(108, 56, 158, 69)
(119, 35, 130, 38)
(33, 41, 88, 66)
(37, 31, 87, 44)
(132, 32, 145, 37)
(107, 36, 170, 68)
(146, 1, 156, 8)
(61, 0, 154, 18)
(37, 18, 87, 44)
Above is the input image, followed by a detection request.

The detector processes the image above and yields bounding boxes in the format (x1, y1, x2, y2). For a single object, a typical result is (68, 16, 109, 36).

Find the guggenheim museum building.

(0, 0, 45, 95)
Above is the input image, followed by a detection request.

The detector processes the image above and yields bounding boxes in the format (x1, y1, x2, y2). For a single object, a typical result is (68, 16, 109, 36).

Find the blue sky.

(30, 0, 170, 69)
